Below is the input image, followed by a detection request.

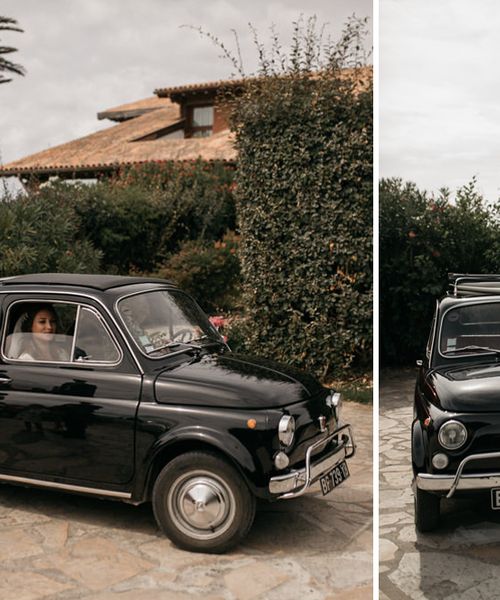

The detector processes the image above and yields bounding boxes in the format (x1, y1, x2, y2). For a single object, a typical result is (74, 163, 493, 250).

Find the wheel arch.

(136, 430, 264, 503)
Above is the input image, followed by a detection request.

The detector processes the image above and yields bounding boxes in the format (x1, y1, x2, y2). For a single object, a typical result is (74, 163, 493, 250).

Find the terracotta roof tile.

(0, 108, 235, 177)
(97, 96, 176, 121)
(155, 67, 372, 97)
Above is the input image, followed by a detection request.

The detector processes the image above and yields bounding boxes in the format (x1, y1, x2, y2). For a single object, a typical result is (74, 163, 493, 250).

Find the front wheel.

(414, 486, 440, 532)
(152, 451, 256, 553)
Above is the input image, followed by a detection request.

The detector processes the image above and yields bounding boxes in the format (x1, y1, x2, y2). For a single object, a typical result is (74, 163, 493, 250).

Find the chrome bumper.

(268, 424, 355, 499)
(416, 451, 500, 498)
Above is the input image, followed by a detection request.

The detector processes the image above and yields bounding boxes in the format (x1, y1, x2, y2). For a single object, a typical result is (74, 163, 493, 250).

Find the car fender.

(134, 425, 269, 502)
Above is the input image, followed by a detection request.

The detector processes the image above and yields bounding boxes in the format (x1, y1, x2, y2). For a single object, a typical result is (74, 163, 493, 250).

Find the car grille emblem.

(318, 415, 327, 432)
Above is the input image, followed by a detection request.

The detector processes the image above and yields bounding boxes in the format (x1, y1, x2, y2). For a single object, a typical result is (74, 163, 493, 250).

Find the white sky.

(0, 0, 371, 167)
(381, 0, 500, 203)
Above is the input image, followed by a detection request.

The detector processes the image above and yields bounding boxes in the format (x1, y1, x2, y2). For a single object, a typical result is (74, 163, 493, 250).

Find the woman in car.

(18, 303, 68, 361)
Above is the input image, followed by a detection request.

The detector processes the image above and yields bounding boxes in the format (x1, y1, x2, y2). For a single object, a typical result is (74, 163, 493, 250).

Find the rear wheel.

(152, 451, 256, 553)
(414, 486, 440, 532)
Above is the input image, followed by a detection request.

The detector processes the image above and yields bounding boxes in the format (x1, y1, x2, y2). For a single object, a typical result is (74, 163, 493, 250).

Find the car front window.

(117, 290, 222, 357)
(440, 302, 500, 356)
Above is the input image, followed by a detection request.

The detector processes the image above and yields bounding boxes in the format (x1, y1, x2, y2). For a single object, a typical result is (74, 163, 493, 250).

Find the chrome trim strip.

(269, 424, 355, 499)
(416, 450, 500, 497)
(71, 304, 81, 360)
(0, 473, 131, 499)
(0, 290, 143, 374)
(416, 473, 500, 493)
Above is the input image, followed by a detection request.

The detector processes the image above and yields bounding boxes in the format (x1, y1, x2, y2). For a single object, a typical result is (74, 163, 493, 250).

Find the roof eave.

(0, 158, 237, 180)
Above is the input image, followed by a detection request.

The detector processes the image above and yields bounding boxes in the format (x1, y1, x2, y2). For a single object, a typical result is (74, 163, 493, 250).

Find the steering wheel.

(171, 328, 193, 343)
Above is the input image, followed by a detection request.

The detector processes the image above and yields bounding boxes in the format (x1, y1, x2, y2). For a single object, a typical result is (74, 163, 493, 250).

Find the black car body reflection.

(0, 273, 354, 553)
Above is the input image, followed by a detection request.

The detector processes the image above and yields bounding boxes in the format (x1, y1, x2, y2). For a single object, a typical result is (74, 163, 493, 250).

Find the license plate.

(491, 488, 500, 510)
(320, 461, 350, 495)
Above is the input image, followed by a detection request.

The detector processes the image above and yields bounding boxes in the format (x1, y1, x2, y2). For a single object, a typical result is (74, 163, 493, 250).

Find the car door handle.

(0, 376, 12, 385)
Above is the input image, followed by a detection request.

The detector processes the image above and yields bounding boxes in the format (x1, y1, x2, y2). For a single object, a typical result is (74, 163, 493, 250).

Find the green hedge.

(227, 61, 372, 376)
(380, 177, 500, 365)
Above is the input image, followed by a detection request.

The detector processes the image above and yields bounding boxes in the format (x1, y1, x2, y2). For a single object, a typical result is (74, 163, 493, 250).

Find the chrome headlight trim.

(331, 392, 342, 420)
(438, 420, 467, 450)
(278, 415, 295, 447)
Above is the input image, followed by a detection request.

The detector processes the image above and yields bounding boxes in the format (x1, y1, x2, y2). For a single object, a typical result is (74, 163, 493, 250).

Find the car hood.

(154, 352, 325, 408)
(428, 363, 500, 412)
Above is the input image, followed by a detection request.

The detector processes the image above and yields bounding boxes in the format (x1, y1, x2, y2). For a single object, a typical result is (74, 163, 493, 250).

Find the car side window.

(2, 300, 120, 365)
(74, 307, 120, 363)
(3, 301, 77, 362)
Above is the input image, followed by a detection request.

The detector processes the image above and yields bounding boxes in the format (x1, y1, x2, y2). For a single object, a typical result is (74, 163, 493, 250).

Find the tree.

(0, 16, 25, 84)
(379, 177, 500, 365)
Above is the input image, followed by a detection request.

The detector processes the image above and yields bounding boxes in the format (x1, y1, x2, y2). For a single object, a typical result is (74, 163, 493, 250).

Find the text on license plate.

(320, 461, 350, 495)
(491, 488, 500, 510)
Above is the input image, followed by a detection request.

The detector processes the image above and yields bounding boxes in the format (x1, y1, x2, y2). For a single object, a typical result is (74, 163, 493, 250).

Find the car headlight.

(278, 415, 295, 447)
(438, 420, 467, 450)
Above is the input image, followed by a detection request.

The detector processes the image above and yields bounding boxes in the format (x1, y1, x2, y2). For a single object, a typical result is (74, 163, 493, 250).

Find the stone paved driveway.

(1, 402, 371, 600)
(380, 370, 500, 600)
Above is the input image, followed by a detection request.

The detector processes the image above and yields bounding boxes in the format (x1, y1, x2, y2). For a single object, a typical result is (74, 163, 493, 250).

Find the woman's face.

(31, 309, 57, 340)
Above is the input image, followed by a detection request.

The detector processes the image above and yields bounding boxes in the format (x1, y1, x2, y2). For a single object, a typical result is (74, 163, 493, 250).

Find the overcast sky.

(0, 0, 371, 168)
(381, 0, 500, 203)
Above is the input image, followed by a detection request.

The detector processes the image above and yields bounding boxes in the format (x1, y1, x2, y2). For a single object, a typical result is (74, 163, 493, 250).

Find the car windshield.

(118, 290, 223, 357)
(440, 302, 500, 357)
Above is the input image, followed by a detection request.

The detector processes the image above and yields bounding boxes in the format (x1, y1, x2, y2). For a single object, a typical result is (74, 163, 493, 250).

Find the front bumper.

(416, 450, 500, 498)
(268, 424, 355, 499)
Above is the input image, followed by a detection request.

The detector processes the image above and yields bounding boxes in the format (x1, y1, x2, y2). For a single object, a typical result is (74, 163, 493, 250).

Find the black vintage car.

(413, 273, 500, 531)
(0, 273, 354, 552)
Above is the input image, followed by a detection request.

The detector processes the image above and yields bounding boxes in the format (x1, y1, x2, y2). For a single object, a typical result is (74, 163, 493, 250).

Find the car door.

(0, 295, 142, 487)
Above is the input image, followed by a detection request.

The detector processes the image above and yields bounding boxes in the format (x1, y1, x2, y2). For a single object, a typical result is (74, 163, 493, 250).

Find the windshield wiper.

(444, 345, 500, 356)
(148, 335, 225, 357)
(148, 340, 203, 356)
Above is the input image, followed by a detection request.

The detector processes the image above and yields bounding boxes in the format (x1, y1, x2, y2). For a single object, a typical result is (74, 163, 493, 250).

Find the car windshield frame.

(438, 299, 500, 360)
(116, 288, 224, 360)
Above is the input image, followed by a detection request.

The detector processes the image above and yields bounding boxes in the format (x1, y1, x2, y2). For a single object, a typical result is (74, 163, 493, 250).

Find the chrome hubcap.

(168, 471, 236, 540)
(181, 480, 226, 528)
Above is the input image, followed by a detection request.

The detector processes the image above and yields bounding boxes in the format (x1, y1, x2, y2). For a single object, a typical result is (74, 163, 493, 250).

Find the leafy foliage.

(219, 18, 372, 379)
(155, 233, 241, 314)
(0, 16, 25, 85)
(75, 161, 236, 273)
(380, 177, 500, 365)
(0, 184, 101, 276)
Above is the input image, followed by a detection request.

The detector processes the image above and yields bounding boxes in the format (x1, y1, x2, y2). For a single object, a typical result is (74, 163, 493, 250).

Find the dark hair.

(20, 304, 58, 333)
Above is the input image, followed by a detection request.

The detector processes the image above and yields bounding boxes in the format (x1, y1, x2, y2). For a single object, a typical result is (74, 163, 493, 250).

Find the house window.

(190, 106, 214, 137)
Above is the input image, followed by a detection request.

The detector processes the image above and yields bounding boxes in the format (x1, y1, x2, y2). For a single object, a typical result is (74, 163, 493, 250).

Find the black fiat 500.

(413, 273, 500, 532)
(0, 273, 354, 552)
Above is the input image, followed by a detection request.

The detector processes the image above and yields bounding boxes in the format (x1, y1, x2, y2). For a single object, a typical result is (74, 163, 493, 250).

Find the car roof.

(0, 273, 172, 291)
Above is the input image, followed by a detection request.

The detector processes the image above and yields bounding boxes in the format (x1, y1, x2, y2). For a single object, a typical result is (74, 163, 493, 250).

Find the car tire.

(152, 451, 256, 553)
(414, 486, 440, 532)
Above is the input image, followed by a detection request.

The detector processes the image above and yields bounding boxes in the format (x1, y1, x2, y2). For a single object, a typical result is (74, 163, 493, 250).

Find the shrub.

(380, 177, 500, 365)
(155, 233, 241, 314)
(74, 160, 236, 273)
(0, 184, 101, 276)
